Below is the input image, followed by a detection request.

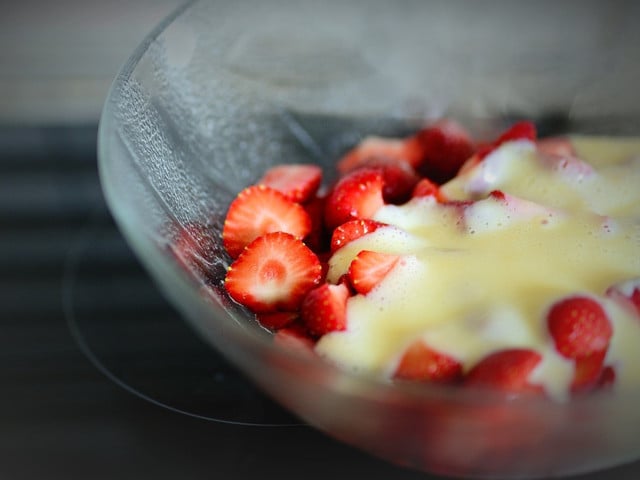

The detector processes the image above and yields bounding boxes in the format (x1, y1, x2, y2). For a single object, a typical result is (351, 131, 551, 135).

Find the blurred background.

(1, 1, 639, 479)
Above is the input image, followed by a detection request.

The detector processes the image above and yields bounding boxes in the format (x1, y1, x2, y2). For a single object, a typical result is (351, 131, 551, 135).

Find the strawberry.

(301, 281, 350, 336)
(465, 349, 544, 394)
(258, 164, 323, 203)
(394, 340, 463, 384)
(347, 250, 400, 295)
(597, 366, 616, 390)
(303, 194, 329, 252)
(224, 232, 322, 313)
(547, 296, 613, 359)
(337, 136, 425, 173)
(495, 120, 537, 145)
(324, 168, 386, 230)
(413, 119, 475, 183)
(411, 178, 447, 202)
(273, 323, 316, 352)
(256, 311, 299, 330)
(330, 219, 387, 253)
(477, 121, 538, 161)
(222, 185, 312, 258)
(572, 349, 608, 393)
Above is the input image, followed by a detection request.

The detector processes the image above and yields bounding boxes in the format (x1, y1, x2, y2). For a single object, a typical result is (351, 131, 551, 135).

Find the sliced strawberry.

(303, 194, 329, 252)
(547, 296, 613, 359)
(301, 281, 350, 336)
(496, 120, 537, 145)
(411, 178, 447, 202)
(347, 250, 400, 295)
(394, 340, 463, 384)
(572, 349, 608, 393)
(477, 121, 538, 161)
(222, 185, 312, 258)
(224, 232, 322, 313)
(258, 164, 323, 203)
(337, 136, 425, 174)
(537, 136, 576, 157)
(324, 168, 385, 230)
(464, 348, 544, 394)
(597, 365, 616, 390)
(273, 322, 316, 352)
(256, 311, 299, 330)
(413, 119, 475, 183)
(330, 219, 387, 253)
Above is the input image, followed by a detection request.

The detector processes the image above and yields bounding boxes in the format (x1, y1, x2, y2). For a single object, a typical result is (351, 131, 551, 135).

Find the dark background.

(1, 2, 639, 479)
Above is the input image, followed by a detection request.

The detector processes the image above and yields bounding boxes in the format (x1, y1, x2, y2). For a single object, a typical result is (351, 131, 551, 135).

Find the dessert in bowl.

(98, 1, 640, 477)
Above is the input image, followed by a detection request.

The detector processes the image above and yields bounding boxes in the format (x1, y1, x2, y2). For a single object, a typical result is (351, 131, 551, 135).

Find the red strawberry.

(222, 185, 312, 258)
(597, 365, 616, 390)
(413, 119, 475, 183)
(411, 178, 447, 202)
(464, 349, 544, 394)
(394, 340, 463, 384)
(324, 168, 385, 230)
(496, 120, 537, 145)
(547, 296, 613, 359)
(258, 164, 323, 203)
(330, 219, 387, 253)
(477, 121, 538, 161)
(347, 250, 400, 295)
(256, 311, 299, 331)
(273, 323, 316, 352)
(337, 136, 425, 173)
(224, 232, 322, 313)
(301, 281, 350, 336)
(303, 194, 329, 252)
(572, 349, 608, 393)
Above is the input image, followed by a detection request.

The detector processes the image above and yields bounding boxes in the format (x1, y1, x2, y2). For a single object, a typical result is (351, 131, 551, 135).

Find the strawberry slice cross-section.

(347, 250, 400, 295)
(224, 232, 322, 313)
(222, 185, 312, 258)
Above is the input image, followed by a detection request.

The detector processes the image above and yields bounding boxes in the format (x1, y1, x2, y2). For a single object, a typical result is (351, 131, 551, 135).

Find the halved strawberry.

(324, 168, 386, 230)
(224, 232, 322, 313)
(222, 185, 312, 258)
(303, 194, 329, 252)
(394, 340, 463, 384)
(337, 136, 425, 174)
(464, 348, 544, 394)
(547, 296, 613, 359)
(412, 119, 475, 183)
(301, 281, 350, 336)
(273, 322, 316, 352)
(258, 164, 323, 203)
(572, 350, 608, 393)
(330, 219, 387, 253)
(412, 178, 447, 202)
(256, 311, 299, 331)
(477, 121, 538, 161)
(347, 250, 400, 295)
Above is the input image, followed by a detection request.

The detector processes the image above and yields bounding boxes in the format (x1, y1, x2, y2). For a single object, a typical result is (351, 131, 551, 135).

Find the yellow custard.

(317, 138, 640, 400)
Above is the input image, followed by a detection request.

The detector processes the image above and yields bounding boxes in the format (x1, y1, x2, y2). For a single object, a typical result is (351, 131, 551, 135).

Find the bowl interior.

(99, 1, 640, 478)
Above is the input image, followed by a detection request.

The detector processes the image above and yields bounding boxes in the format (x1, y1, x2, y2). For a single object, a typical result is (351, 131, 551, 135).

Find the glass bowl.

(98, 1, 640, 478)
